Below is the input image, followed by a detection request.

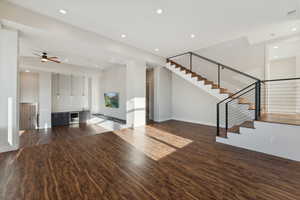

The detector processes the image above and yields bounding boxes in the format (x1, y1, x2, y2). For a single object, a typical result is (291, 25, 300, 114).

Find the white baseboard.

(171, 117, 216, 127)
(0, 145, 18, 153)
(153, 117, 173, 122)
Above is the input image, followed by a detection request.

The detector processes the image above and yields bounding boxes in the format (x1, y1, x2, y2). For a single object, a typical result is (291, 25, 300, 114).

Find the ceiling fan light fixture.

(59, 9, 67, 15)
(41, 58, 48, 62)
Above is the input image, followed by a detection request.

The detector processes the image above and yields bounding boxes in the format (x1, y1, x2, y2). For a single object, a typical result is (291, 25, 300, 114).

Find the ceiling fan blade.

(48, 57, 58, 59)
(47, 58, 61, 63)
(32, 49, 45, 54)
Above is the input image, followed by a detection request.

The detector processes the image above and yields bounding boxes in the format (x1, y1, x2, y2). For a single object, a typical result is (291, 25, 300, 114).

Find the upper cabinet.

(52, 74, 90, 112)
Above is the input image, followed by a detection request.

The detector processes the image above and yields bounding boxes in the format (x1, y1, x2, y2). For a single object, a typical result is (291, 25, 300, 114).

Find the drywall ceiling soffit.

(0, 2, 164, 68)
(0, 20, 130, 69)
(5, 0, 300, 57)
(19, 56, 104, 76)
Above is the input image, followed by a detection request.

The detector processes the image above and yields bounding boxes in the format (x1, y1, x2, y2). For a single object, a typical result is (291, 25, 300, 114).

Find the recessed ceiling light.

(59, 9, 67, 15)
(190, 34, 195, 38)
(25, 70, 30, 73)
(155, 48, 159, 52)
(292, 27, 297, 32)
(121, 34, 127, 38)
(273, 46, 279, 49)
(156, 9, 163, 14)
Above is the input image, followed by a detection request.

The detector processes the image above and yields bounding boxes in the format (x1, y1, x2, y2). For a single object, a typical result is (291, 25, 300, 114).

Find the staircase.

(166, 51, 300, 161)
(165, 53, 258, 138)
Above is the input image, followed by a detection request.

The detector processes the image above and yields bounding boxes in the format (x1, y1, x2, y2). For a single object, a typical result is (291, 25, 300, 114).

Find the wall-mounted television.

(104, 92, 119, 108)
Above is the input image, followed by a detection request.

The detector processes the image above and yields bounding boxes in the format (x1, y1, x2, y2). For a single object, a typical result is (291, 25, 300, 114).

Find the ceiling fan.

(33, 52, 61, 63)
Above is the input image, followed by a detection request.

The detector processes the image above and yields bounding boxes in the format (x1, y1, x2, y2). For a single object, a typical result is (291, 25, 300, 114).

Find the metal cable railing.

(217, 81, 261, 136)
(217, 77, 300, 137)
(167, 52, 259, 90)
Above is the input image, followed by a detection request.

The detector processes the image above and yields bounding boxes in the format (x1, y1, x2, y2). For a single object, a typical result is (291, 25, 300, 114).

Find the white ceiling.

(7, 0, 300, 57)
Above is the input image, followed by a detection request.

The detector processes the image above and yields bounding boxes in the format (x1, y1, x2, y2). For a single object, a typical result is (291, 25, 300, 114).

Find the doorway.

(19, 71, 39, 131)
(20, 103, 38, 130)
(146, 68, 154, 124)
(263, 37, 300, 124)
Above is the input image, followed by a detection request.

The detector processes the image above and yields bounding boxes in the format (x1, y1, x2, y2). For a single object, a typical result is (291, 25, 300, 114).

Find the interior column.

(126, 60, 146, 128)
(0, 28, 19, 152)
(296, 55, 300, 114)
(38, 72, 52, 129)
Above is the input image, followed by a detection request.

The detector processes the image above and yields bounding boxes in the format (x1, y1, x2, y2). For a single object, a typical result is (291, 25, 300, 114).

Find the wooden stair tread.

(212, 84, 219, 89)
(228, 121, 255, 134)
(220, 88, 228, 93)
(238, 98, 251, 104)
(204, 80, 214, 85)
(240, 121, 255, 129)
(228, 126, 240, 134)
(239, 102, 252, 105)
(248, 105, 255, 110)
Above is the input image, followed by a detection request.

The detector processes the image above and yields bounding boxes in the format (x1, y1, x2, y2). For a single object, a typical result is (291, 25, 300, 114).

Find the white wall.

(39, 72, 52, 129)
(154, 67, 172, 122)
(99, 66, 127, 120)
(171, 74, 218, 126)
(196, 37, 266, 80)
(20, 72, 39, 103)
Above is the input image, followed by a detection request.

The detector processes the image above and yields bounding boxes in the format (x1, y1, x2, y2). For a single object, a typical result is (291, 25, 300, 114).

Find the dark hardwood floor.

(19, 123, 110, 148)
(1, 120, 300, 200)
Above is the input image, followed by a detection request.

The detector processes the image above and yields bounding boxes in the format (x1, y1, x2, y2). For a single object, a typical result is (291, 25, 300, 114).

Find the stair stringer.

(166, 62, 228, 100)
(165, 62, 255, 125)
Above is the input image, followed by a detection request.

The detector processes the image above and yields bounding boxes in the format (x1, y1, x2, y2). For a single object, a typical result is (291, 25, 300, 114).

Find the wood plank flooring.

(1, 120, 300, 200)
(19, 123, 109, 148)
